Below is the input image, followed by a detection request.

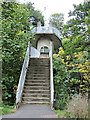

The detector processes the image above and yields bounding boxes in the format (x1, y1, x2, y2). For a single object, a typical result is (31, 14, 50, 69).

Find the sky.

(17, 0, 84, 24)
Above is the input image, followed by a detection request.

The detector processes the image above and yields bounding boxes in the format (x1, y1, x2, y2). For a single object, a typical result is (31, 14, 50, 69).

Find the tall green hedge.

(2, 1, 33, 105)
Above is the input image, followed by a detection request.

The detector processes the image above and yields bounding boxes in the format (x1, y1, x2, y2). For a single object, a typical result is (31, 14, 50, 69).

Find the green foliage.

(53, 48, 71, 110)
(1, 1, 44, 106)
(25, 2, 44, 26)
(49, 13, 64, 34)
(54, 110, 69, 118)
(0, 102, 16, 115)
(63, 1, 90, 53)
(2, 1, 33, 105)
(62, 36, 89, 55)
(52, 1, 89, 117)
(64, 1, 89, 38)
(65, 52, 89, 94)
(55, 110, 65, 118)
(53, 47, 89, 110)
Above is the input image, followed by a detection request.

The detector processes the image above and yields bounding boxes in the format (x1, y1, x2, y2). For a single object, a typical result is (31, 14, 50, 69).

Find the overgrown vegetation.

(2, 1, 31, 105)
(49, 13, 64, 34)
(54, 110, 68, 118)
(53, 48, 71, 110)
(67, 94, 88, 118)
(1, 1, 44, 106)
(52, 1, 89, 118)
(1, 0, 89, 118)
(0, 102, 16, 115)
(53, 48, 89, 110)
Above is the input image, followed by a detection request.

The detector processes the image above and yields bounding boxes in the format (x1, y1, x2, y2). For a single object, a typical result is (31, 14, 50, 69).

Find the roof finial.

(44, 7, 48, 26)
(37, 21, 41, 27)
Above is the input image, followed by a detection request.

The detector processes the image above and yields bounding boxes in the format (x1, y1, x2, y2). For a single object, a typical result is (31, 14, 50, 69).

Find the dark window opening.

(40, 46, 49, 54)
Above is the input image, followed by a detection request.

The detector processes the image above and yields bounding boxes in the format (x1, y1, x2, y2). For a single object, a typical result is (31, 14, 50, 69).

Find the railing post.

(28, 41, 31, 57)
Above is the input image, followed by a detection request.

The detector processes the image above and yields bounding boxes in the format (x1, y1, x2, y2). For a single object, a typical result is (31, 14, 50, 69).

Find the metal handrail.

(16, 41, 30, 106)
(49, 42, 54, 108)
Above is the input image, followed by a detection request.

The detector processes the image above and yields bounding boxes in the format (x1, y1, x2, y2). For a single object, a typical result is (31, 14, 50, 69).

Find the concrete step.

(26, 77, 49, 80)
(30, 59, 49, 61)
(30, 63, 49, 67)
(27, 72, 49, 75)
(29, 68, 49, 70)
(23, 93, 50, 97)
(29, 63, 49, 65)
(29, 67, 49, 70)
(27, 74, 49, 78)
(29, 62, 49, 64)
(26, 75, 49, 80)
(24, 86, 50, 90)
(28, 70, 49, 73)
(23, 89, 50, 94)
(28, 69, 49, 71)
(27, 73, 49, 75)
(23, 97, 50, 101)
(27, 71, 49, 74)
(22, 58, 50, 104)
(29, 66, 49, 69)
(30, 58, 50, 61)
(25, 79, 49, 83)
(22, 101, 49, 104)
(24, 83, 49, 86)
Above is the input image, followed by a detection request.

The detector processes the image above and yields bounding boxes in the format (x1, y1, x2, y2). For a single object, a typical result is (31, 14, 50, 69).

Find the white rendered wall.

(37, 37, 51, 51)
(31, 46, 40, 58)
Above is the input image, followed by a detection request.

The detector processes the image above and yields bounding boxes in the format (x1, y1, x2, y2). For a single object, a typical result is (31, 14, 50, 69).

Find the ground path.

(2, 104, 57, 118)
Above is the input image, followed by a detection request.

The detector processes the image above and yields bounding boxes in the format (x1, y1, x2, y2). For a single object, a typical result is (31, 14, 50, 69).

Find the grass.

(0, 104, 16, 115)
(54, 109, 89, 119)
(54, 109, 69, 118)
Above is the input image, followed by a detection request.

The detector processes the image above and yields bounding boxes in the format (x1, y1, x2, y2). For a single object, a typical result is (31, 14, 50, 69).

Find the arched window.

(40, 46, 49, 54)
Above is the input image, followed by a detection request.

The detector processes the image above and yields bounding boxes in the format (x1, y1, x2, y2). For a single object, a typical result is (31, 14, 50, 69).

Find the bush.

(53, 48, 71, 110)
(2, 1, 32, 105)
(53, 47, 89, 110)
(0, 101, 16, 115)
(67, 94, 88, 118)
(2, 104, 16, 115)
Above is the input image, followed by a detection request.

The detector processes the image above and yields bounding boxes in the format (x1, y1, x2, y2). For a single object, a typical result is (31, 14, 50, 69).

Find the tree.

(2, 1, 33, 105)
(63, 1, 89, 54)
(49, 13, 64, 33)
(64, 1, 89, 39)
(25, 2, 44, 26)
(2, 0, 44, 105)
(53, 1, 89, 110)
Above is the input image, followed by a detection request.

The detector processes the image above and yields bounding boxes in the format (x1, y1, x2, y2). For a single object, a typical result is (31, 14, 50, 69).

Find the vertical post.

(37, 21, 41, 33)
(49, 22, 53, 27)
(37, 21, 41, 27)
(28, 41, 31, 57)
(50, 41, 54, 109)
